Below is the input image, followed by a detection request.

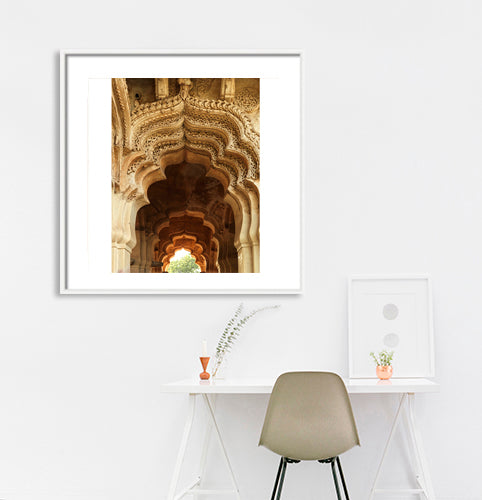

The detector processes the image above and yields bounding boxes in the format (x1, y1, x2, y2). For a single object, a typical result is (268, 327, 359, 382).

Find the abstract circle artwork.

(383, 303, 399, 320)
(383, 333, 400, 348)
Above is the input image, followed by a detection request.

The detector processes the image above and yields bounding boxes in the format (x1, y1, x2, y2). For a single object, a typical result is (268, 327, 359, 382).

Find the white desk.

(161, 377, 439, 500)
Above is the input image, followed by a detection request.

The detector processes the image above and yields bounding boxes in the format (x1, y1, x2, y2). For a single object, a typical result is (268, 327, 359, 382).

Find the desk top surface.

(161, 377, 439, 394)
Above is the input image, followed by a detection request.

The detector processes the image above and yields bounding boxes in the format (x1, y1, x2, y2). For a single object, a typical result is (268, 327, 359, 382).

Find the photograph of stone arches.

(112, 77, 260, 274)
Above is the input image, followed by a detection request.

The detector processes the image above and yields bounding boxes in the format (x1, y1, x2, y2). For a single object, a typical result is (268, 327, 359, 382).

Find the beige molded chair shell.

(259, 372, 360, 499)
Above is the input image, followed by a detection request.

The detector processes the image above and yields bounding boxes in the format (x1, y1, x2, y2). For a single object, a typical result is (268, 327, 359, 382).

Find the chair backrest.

(259, 372, 360, 461)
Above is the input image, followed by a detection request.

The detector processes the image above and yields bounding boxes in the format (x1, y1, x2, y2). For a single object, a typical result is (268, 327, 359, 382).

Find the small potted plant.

(369, 349, 394, 380)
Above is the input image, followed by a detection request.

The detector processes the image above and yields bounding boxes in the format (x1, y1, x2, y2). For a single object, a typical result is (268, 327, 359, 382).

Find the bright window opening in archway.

(167, 248, 201, 273)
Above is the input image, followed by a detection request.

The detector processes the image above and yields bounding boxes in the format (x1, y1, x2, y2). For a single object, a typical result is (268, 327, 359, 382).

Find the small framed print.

(348, 275, 434, 378)
(60, 50, 302, 294)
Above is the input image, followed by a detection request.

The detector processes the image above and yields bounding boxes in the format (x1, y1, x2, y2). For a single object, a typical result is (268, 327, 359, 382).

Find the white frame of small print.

(348, 275, 435, 378)
(60, 49, 303, 294)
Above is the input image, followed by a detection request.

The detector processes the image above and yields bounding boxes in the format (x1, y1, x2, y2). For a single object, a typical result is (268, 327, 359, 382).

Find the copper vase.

(376, 365, 393, 380)
(199, 356, 210, 380)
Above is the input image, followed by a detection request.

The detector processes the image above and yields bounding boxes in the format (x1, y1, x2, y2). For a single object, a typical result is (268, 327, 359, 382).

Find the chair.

(259, 372, 360, 499)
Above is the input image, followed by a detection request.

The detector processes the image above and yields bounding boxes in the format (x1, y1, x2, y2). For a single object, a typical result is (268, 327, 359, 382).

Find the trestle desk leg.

(407, 393, 436, 500)
(368, 393, 407, 500)
(193, 394, 217, 500)
(202, 394, 241, 499)
(402, 394, 426, 499)
(167, 394, 197, 500)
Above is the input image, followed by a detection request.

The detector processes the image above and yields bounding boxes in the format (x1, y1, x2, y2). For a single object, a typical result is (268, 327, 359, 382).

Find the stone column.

(137, 231, 147, 273)
(236, 243, 253, 273)
(130, 230, 142, 273)
(247, 190, 260, 273)
(237, 200, 253, 273)
(144, 234, 158, 273)
(112, 191, 139, 273)
(112, 244, 132, 274)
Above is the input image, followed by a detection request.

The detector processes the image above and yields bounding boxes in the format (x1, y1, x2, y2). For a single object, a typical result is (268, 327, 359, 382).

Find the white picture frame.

(60, 50, 303, 294)
(348, 275, 434, 378)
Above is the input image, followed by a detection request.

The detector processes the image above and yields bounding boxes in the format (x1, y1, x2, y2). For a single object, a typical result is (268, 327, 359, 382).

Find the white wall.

(1, 1, 481, 499)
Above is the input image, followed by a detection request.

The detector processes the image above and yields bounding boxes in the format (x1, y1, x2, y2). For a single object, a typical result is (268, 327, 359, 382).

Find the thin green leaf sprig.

(212, 303, 279, 377)
(369, 349, 394, 367)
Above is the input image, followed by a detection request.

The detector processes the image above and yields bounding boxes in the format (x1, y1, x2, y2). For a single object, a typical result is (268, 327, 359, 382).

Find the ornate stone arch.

(112, 78, 260, 273)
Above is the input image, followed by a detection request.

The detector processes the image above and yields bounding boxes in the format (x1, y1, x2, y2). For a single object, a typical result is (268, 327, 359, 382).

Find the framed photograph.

(348, 275, 434, 378)
(60, 50, 302, 294)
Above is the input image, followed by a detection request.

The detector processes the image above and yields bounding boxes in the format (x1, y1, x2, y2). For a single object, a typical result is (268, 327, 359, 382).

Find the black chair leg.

(331, 459, 342, 500)
(336, 456, 350, 500)
(275, 457, 288, 500)
(270, 457, 284, 500)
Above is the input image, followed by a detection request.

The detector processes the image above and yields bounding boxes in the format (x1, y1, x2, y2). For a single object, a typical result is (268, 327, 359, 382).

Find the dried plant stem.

(212, 303, 279, 377)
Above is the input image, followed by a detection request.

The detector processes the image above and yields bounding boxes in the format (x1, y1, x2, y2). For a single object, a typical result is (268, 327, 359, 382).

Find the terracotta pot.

(376, 365, 393, 380)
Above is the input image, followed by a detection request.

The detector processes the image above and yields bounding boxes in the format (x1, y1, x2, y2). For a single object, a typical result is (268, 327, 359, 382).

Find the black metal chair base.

(270, 456, 350, 500)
